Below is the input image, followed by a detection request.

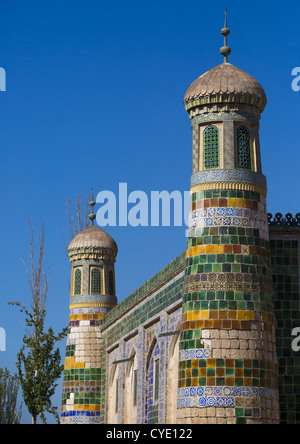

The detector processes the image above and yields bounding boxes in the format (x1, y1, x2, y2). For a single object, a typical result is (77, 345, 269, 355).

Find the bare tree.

(23, 219, 49, 334)
(63, 192, 91, 256)
(63, 192, 92, 291)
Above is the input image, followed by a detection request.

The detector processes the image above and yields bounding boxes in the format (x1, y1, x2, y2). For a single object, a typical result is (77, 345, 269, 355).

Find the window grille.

(237, 126, 251, 170)
(73, 269, 82, 296)
(91, 268, 102, 294)
(204, 126, 219, 169)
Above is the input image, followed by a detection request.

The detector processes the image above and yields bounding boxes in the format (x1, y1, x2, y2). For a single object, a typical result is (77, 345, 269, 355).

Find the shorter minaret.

(61, 192, 118, 424)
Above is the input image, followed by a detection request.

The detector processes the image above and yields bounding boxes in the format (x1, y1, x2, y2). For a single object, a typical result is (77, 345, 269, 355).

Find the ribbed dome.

(184, 63, 267, 112)
(68, 225, 118, 255)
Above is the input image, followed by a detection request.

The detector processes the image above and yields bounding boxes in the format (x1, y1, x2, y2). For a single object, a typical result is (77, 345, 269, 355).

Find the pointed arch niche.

(145, 338, 160, 424)
(107, 363, 119, 424)
(167, 331, 180, 424)
(124, 351, 138, 424)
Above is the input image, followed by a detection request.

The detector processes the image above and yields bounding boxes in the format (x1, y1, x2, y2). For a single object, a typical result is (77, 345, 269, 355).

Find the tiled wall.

(269, 229, 300, 424)
(61, 228, 300, 424)
(100, 253, 186, 424)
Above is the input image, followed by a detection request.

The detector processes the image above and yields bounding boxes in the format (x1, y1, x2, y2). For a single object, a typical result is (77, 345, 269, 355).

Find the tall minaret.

(61, 192, 118, 424)
(177, 12, 279, 424)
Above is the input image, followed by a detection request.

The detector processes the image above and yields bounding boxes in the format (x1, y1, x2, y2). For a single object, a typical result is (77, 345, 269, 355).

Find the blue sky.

(1, 0, 300, 423)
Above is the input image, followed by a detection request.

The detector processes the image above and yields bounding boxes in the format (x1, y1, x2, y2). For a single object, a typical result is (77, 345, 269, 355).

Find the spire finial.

(220, 8, 231, 63)
(88, 188, 96, 226)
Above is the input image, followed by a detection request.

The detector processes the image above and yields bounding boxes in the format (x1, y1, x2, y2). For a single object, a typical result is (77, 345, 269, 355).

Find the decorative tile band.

(191, 198, 262, 211)
(62, 383, 101, 393)
(177, 386, 279, 409)
(69, 302, 116, 309)
(191, 170, 267, 189)
(185, 94, 265, 116)
(69, 313, 105, 321)
(181, 310, 275, 332)
(69, 247, 116, 263)
(183, 282, 272, 296)
(189, 214, 267, 231)
(185, 272, 272, 284)
(178, 386, 279, 399)
(190, 182, 267, 196)
(191, 111, 260, 125)
(69, 294, 118, 306)
(191, 189, 262, 201)
(177, 395, 235, 408)
(183, 273, 273, 294)
(61, 411, 101, 424)
(186, 245, 270, 258)
(191, 207, 259, 218)
(187, 194, 268, 240)
(181, 319, 273, 333)
(179, 349, 212, 361)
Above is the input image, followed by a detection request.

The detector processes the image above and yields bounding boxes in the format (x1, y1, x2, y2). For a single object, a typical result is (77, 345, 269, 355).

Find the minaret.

(61, 191, 118, 424)
(177, 12, 279, 424)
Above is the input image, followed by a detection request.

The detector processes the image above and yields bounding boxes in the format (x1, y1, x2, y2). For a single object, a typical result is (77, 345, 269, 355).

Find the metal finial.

(88, 188, 96, 225)
(220, 8, 231, 63)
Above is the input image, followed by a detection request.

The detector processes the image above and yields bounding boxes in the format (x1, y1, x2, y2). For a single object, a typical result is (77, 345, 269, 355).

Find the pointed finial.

(220, 8, 231, 63)
(88, 188, 96, 225)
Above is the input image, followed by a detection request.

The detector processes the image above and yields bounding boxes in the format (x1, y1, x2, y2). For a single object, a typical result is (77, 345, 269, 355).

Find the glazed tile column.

(60, 225, 118, 424)
(177, 61, 280, 424)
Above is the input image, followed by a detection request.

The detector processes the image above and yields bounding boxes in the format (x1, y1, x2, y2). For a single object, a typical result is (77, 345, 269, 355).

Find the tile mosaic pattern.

(179, 186, 279, 423)
(191, 169, 267, 189)
(99, 253, 185, 424)
(177, 385, 278, 409)
(61, 305, 103, 424)
(178, 358, 277, 391)
(61, 254, 118, 424)
(60, 225, 300, 424)
(188, 190, 269, 241)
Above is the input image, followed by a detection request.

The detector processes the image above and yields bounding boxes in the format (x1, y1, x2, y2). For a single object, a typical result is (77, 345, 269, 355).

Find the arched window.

(204, 125, 219, 169)
(107, 364, 119, 424)
(237, 126, 251, 170)
(145, 340, 160, 424)
(124, 352, 138, 424)
(73, 268, 82, 296)
(91, 268, 102, 295)
(109, 270, 115, 295)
